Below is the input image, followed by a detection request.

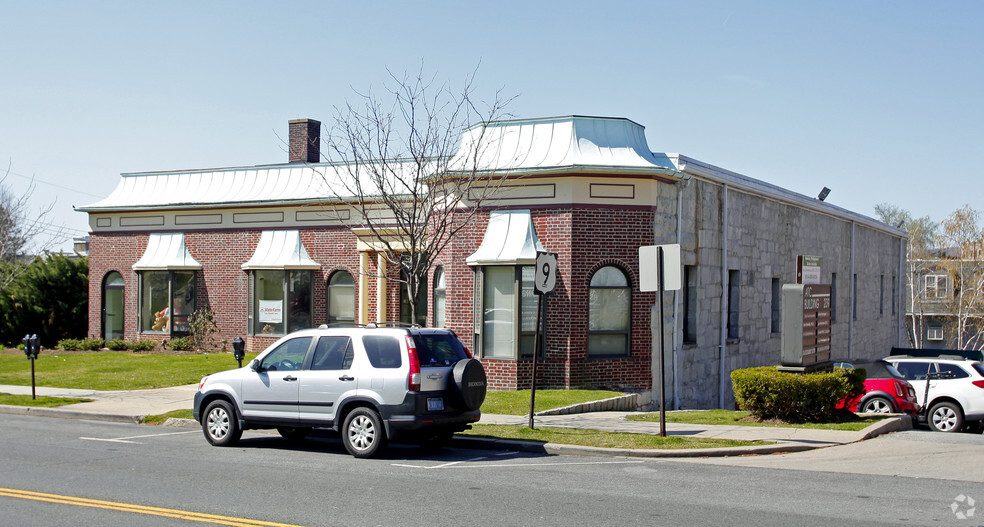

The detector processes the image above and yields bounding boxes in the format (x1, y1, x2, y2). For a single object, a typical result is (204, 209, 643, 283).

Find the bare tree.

(875, 203, 938, 347)
(0, 162, 62, 292)
(935, 205, 984, 350)
(316, 67, 514, 324)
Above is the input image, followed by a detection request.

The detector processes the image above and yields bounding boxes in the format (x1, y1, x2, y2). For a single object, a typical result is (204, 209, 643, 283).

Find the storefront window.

(253, 270, 312, 336)
(588, 266, 630, 356)
(140, 270, 196, 335)
(481, 266, 536, 358)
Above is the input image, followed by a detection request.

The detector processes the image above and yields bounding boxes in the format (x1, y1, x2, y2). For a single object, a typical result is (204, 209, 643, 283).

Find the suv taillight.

(973, 380, 984, 389)
(407, 336, 420, 392)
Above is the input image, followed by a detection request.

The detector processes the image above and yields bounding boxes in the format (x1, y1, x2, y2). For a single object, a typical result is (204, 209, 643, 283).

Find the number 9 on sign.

(534, 252, 557, 295)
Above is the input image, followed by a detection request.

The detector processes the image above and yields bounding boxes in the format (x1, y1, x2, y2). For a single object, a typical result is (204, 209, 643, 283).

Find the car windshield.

(414, 333, 468, 366)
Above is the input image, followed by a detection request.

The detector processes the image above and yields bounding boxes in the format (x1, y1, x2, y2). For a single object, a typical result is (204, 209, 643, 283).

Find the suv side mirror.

(250, 359, 261, 372)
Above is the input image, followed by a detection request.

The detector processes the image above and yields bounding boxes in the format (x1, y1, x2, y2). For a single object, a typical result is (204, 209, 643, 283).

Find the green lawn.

(0, 351, 258, 391)
(628, 409, 885, 432)
(482, 389, 624, 415)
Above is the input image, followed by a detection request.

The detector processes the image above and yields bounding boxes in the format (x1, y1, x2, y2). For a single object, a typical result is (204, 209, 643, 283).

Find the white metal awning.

(466, 210, 544, 266)
(241, 230, 321, 270)
(132, 233, 202, 270)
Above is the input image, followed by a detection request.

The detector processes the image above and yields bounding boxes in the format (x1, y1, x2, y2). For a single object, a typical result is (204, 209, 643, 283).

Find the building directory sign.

(780, 283, 832, 367)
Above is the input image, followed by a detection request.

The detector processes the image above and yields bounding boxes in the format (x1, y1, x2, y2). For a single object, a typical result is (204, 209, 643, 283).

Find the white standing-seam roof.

(132, 233, 202, 270)
(241, 230, 321, 270)
(466, 210, 545, 266)
(449, 115, 679, 175)
(77, 116, 680, 213)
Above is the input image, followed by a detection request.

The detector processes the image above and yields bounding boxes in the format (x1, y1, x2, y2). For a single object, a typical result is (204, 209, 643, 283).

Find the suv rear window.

(896, 361, 933, 380)
(362, 335, 403, 369)
(414, 333, 469, 366)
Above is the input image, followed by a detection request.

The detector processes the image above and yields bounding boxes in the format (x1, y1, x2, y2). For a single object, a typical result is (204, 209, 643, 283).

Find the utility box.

(781, 284, 832, 369)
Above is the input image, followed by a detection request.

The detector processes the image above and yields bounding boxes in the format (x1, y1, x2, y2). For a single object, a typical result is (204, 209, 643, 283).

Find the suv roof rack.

(318, 323, 368, 329)
(365, 321, 422, 329)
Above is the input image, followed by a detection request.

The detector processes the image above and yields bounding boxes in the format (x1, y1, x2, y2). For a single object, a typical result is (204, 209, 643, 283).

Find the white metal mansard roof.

(449, 115, 679, 176)
(77, 116, 679, 212)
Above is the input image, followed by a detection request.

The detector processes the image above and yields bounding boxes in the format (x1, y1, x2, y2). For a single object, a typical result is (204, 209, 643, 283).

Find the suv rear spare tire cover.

(452, 359, 487, 411)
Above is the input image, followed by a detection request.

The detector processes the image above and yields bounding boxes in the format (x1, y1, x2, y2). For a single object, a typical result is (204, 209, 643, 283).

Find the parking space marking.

(79, 430, 197, 444)
(393, 458, 645, 470)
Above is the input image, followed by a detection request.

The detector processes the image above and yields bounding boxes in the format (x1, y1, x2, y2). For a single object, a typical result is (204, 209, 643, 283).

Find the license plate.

(427, 397, 444, 411)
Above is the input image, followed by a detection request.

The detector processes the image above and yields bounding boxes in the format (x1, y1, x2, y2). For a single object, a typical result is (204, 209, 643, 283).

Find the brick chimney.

(288, 118, 321, 163)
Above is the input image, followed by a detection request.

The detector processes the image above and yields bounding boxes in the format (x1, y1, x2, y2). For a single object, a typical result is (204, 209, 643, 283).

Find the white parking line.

(393, 459, 645, 470)
(79, 430, 197, 444)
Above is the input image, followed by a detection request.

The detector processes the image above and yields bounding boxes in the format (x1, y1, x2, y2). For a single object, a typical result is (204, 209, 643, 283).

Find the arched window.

(588, 266, 631, 356)
(433, 267, 446, 327)
(102, 271, 125, 341)
(327, 271, 355, 324)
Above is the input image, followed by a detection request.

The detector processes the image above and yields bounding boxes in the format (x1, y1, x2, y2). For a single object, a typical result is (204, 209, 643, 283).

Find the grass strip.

(0, 352, 258, 391)
(483, 389, 624, 415)
(142, 409, 194, 425)
(628, 409, 885, 431)
(460, 424, 769, 449)
(0, 393, 92, 407)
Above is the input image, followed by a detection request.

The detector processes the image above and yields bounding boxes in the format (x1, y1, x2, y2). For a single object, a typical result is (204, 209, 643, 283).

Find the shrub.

(81, 338, 105, 351)
(58, 338, 84, 351)
(106, 339, 129, 351)
(129, 340, 156, 352)
(189, 307, 219, 352)
(168, 337, 194, 351)
(731, 366, 865, 422)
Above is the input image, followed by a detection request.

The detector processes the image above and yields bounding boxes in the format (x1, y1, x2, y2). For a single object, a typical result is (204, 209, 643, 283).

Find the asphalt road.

(1, 414, 982, 527)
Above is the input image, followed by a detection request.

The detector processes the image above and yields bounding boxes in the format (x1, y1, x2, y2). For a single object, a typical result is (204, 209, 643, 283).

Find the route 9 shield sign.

(534, 252, 558, 295)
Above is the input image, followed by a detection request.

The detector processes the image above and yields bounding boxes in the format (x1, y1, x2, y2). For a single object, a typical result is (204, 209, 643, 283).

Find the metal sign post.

(639, 244, 681, 438)
(529, 252, 557, 429)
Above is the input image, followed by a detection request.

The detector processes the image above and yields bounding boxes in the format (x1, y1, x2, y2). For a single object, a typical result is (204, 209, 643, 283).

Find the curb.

(0, 405, 912, 458)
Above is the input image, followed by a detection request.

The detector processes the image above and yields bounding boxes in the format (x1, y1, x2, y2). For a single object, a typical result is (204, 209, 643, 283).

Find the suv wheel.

(928, 401, 964, 432)
(203, 399, 242, 446)
(342, 407, 386, 458)
(861, 396, 894, 414)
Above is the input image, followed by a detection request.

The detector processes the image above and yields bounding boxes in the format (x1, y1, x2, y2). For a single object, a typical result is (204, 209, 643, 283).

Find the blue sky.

(2, 1, 982, 251)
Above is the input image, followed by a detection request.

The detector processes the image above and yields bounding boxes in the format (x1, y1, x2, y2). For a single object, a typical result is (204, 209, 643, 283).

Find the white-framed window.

(925, 274, 948, 299)
(139, 270, 196, 335)
(588, 266, 631, 356)
(479, 266, 536, 358)
(327, 270, 355, 324)
(250, 270, 312, 336)
(927, 323, 944, 341)
(433, 267, 446, 328)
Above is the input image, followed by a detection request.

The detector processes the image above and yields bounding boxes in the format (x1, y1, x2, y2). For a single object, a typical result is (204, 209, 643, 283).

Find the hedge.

(731, 366, 865, 422)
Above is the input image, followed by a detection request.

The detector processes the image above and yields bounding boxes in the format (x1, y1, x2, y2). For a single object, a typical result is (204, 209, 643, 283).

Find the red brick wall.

(89, 204, 658, 391)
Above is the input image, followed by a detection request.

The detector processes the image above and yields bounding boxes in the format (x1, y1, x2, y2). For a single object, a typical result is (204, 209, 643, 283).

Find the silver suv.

(193, 324, 487, 457)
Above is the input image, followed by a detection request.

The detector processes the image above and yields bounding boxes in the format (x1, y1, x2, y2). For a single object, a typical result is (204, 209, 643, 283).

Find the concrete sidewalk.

(0, 384, 911, 457)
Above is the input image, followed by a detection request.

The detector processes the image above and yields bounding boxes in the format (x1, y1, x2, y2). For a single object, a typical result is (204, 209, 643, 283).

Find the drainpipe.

(719, 184, 729, 409)
(672, 175, 691, 410)
(849, 222, 855, 359)
(898, 235, 905, 347)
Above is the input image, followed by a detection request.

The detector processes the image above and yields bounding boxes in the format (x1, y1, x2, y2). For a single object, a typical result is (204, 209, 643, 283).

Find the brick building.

(79, 115, 907, 408)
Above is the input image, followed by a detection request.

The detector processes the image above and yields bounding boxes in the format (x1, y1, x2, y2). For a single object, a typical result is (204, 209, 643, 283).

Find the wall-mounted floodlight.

(817, 187, 831, 201)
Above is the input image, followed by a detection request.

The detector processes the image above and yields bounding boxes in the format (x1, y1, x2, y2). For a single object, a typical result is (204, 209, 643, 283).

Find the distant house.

(78, 115, 907, 409)
(906, 246, 984, 350)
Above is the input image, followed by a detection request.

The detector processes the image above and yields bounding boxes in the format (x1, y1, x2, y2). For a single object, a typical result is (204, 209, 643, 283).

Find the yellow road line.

(0, 488, 306, 527)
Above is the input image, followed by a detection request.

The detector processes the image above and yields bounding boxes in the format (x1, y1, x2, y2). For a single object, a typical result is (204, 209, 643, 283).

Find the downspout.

(672, 176, 690, 410)
(719, 184, 729, 409)
(898, 235, 905, 347)
(849, 222, 855, 359)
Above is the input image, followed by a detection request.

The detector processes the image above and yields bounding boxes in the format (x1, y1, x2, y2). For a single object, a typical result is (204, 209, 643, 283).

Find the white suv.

(193, 324, 487, 457)
(886, 356, 984, 432)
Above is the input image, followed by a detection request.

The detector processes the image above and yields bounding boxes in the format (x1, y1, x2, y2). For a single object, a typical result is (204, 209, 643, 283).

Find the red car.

(836, 360, 920, 415)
